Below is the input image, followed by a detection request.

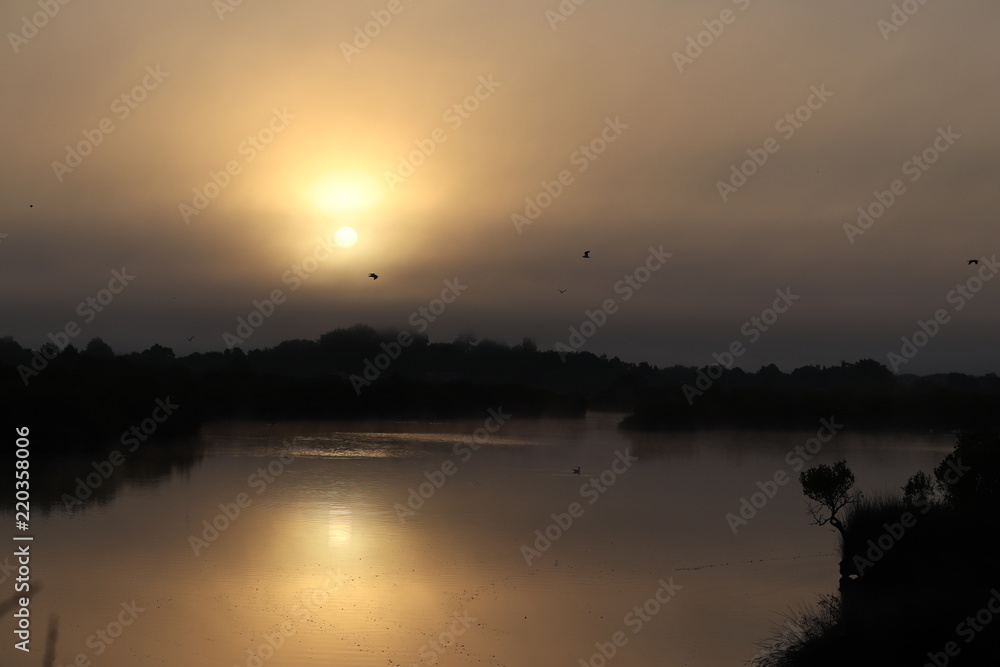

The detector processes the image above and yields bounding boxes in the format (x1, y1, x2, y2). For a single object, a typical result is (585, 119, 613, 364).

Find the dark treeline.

(4, 327, 1000, 451)
(619, 359, 1000, 432)
(2, 326, 600, 456)
(2, 325, 598, 512)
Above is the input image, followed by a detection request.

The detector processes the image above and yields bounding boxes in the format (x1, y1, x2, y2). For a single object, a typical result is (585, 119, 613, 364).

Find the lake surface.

(3, 415, 953, 666)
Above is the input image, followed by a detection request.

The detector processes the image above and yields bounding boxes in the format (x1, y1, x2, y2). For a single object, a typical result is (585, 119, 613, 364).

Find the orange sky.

(2, 0, 998, 373)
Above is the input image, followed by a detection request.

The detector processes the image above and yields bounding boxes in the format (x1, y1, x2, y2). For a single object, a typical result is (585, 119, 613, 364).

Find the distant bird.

(28, 204, 33, 208)
(187, 336, 195, 342)
(968, 259, 979, 265)
(572, 467, 581, 475)
(582, 251, 590, 258)
(559, 289, 567, 294)
(368, 273, 378, 280)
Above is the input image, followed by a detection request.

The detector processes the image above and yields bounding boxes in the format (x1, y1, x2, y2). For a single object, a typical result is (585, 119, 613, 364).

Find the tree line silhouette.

(4, 326, 999, 455)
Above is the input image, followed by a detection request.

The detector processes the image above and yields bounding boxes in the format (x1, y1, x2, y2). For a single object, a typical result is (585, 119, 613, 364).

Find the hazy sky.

(3, 0, 998, 374)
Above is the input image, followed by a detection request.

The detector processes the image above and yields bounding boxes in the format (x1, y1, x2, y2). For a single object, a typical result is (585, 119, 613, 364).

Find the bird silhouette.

(559, 289, 567, 294)
(968, 259, 979, 265)
(572, 467, 581, 475)
(582, 251, 590, 258)
(187, 336, 195, 342)
(368, 273, 378, 280)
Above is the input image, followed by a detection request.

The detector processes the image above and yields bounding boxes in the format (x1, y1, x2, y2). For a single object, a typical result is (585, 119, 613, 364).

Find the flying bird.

(968, 259, 979, 265)
(582, 251, 590, 258)
(368, 273, 378, 280)
(559, 289, 567, 294)
(187, 336, 195, 342)
(572, 467, 581, 475)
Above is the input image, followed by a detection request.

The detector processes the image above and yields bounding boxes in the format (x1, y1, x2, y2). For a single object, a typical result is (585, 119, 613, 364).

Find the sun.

(334, 226, 359, 248)
(312, 172, 384, 213)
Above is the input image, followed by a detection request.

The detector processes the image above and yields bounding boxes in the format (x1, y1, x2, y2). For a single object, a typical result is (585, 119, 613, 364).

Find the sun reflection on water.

(328, 506, 353, 546)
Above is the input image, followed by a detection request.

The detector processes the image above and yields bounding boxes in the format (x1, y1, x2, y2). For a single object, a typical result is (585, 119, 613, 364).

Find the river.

(3, 414, 952, 666)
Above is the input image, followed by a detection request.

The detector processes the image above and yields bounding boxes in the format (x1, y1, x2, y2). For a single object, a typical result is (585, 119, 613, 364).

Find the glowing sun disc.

(313, 174, 383, 212)
(334, 226, 359, 248)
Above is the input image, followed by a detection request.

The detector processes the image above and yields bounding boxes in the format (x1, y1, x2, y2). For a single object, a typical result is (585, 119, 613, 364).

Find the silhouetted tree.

(902, 470, 935, 506)
(0, 336, 26, 366)
(227, 347, 248, 371)
(517, 337, 537, 354)
(934, 430, 1000, 509)
(454, 330, 478, 345)
(137, 343, 175, 366)
(756, 363, 783, 381)
(84, 337, 115, 359)
(800, 460, 857, 539)
(55, 344, 80, 365)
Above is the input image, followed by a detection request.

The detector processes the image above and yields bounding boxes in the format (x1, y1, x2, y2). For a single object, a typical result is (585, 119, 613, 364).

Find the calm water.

(4, 415, 952, 666)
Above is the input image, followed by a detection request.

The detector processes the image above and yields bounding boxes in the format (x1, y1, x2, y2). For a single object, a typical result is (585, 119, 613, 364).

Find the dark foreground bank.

(754, 431, 1000, 666)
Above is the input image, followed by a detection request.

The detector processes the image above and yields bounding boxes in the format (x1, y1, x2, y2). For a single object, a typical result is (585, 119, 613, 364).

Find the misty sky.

(2, 0, 998, 374)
